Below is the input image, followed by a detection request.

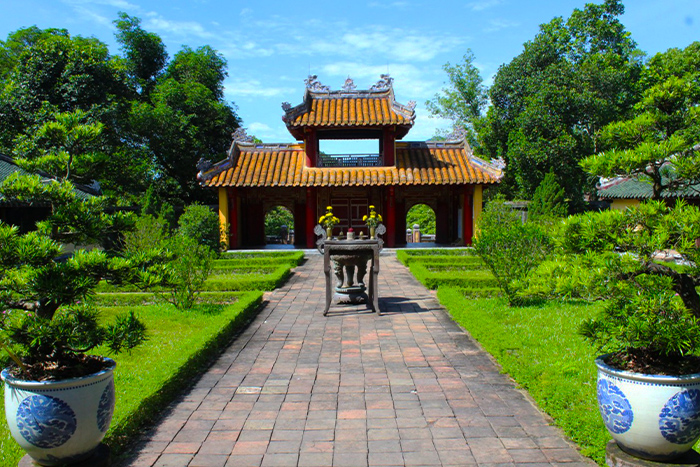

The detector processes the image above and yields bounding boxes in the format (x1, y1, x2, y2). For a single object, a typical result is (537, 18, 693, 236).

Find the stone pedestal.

(606, 441, 700, 467)
(19, 443, 111, 467)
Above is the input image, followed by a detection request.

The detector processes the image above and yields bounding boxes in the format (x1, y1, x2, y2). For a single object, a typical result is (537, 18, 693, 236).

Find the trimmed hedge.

(204, 265, 291, 291)
(403, 257, 488, 268)
(103, 292, 264, 460)
(93, 291, 244, 307)
(220, 251, 304, 262)
(396, 248, 475, 265)
(0, 292, 264, 467)
(408, 262, 498, 290)
(97, 265, 293, 293)
(213, 256, 304, 268)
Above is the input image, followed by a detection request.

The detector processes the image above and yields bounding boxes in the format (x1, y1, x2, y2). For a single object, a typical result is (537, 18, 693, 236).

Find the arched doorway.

(264, 205, 294, 244)
(406, 203, 436, 243)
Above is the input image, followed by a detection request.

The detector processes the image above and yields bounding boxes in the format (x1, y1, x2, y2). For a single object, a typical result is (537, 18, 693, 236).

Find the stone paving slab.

(121, 252, 595, 467)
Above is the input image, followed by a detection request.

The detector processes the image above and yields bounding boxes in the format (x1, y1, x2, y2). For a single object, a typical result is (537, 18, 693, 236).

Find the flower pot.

(326, 227, 332, 239)
(369, 226, 376, 239)
(596, 355, 700, 461)
(2, 359, 116, 466)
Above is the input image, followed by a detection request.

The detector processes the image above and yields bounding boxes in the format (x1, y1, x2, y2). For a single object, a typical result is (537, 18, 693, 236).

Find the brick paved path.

(124, 253, 593, 467)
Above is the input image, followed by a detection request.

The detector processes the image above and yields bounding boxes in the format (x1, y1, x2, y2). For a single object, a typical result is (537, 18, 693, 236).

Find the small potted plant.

(0, 173, 160, 466)
(363, 205, 383, 239)
(559, 200, 700, 461)
(318, 206, 340, 239)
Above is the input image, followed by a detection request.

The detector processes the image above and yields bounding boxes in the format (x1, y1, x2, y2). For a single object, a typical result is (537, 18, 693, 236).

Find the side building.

(198, 76, 502, 249)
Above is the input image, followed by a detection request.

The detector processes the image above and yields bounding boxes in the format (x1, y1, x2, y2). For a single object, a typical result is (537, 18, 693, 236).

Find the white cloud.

(224, 78, 295, 99)
(144, 16, 216, 40)
(467, 0, 503, 11)
(410, 106, 454, 141)
(317, 62, 442, 101)
(247, 122, 272, 133)
(483, 19, 519, 33)
(62, 0, 139, 9)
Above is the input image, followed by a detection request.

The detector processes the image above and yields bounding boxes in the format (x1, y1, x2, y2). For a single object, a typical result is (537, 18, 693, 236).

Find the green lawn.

(437, 287, 609, 464)
(1, 250, 300, 467)
(403, 249, 610, 464)
(1, 293, 263, 467)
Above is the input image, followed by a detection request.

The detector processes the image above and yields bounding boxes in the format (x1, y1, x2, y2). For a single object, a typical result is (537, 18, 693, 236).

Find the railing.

(317, 154, 383, 167)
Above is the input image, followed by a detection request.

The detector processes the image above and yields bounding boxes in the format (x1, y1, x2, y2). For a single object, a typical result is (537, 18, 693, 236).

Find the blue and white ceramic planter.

(2, 359, 116, 466)
(596, 355, 700, 461)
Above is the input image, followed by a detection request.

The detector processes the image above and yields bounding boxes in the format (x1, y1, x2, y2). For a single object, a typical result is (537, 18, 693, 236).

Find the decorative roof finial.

(341, 77, 357, 92)
(407, 101, 417, 111)
(304, 74, 330, 92)
(232, 127, 254, 143)
(446, 127, 468, 142)
(196, 157, 212, 174)
(370, 74, 394, 92)
(491, 157, 506, 170)
(281, 102, 292, 111)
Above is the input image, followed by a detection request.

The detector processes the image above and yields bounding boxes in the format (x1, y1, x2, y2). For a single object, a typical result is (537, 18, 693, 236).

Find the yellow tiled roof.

(283, 84, 415, 139)
(287, 96, 414, 128)
(201, 142, 502, 188)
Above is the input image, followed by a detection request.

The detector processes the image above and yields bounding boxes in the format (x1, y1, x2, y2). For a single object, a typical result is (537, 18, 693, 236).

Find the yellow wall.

(473, 185, 483, 227)
(218, 187, 229, 249)
(610, 199, 640, 210)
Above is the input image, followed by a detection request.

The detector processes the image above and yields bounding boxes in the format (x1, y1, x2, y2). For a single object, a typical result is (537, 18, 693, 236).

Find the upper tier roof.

(282, 75, 416, 140)
(199, 137, 502, 188)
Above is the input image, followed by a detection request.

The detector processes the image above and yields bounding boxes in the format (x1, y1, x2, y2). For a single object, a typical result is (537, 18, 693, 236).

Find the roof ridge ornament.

(407, 101, 416, 111)
(446, 127, 468, 142)
(232, 127, 254, 143)
(341, 77, 357, 92)
(281, 102, 292, 111)
(304, 74, 330, 92)
(369, 74, 393, 92)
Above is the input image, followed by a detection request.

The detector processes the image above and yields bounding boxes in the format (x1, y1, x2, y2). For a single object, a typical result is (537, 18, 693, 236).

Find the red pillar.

(228, 188, 239, 249)
(305, 187, 317, 248)
(383, 128, 395, 166)
(386, 186, 396, 247)
(463, 186, 473, 246)
(305, 129, 317, 167)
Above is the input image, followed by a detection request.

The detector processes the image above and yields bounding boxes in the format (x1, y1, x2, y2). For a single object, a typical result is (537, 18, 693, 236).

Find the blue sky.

(1, 0, 697, 144)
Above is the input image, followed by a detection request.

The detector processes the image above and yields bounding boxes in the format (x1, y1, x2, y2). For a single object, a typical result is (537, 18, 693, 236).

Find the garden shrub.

(161, 235, 214, 309)
(473, 197, 550, 305)
(177, 203, 220, 252)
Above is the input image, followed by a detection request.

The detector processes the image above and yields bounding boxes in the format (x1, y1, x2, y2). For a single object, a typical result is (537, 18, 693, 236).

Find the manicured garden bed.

(437, 287, 609, 464)
(0, 250, 302, 467)
(0, 292, 264, 467)
(402, 248, 609, 464)
(408, 260, 499, 291)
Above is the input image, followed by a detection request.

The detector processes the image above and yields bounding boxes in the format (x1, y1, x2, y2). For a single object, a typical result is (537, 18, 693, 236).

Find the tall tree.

(113, 12, 167, 97)
(128, 44, 240, 202)
(425, 51, 487, 151)
(581, 42, 700, 198)
(480, 0, 643, 207)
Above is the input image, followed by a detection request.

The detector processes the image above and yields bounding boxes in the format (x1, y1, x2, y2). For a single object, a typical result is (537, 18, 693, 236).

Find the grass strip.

(93, 291, 243, 307)
(0, 292, 264, 467)
(396, 248, 475, 265)
(96, 264, 292, 293)
(102, 291, 264, 461)
(436, 286, 609, 464)
(408, 262, 498, 289)
(220, 251, 304, 262)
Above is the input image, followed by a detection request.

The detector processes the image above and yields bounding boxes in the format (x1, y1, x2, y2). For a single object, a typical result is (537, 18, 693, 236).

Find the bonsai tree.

(559, 201, 700, 374)
(0, 113, 163, 380)
(581, 42, 700, 199)
(569, 43, 700, 374)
